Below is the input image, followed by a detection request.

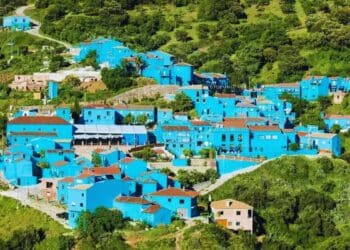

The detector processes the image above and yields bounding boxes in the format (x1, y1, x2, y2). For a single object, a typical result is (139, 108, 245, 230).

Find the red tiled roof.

(9, 116, 69, 125)
(212, 73, 226, 79)
(78, 166, 121, 178)
(59, 177, 74, 183)
(190, 120, 210, 126)
(304, 75, 325, 80)
(10, 132, 57, 137)
(120, 157, 135, 164)
(123, 176, 132, 181)
(223, 118, 265, 128)
(143, 204, 161, 213)
(236, 102, 256, 108)
(153, 149, 165, 154)
(93, 148, 105, 153)
(115, 196, 150, 204)
(162, 126, 190, 131)
(324, 114, 350, 119)
(214, 93, 236, 98)
(53, 160, 69, 167)
(297, 132, 307, 136)
(149, 187, 198, 198)
(249, 125, 280, 131)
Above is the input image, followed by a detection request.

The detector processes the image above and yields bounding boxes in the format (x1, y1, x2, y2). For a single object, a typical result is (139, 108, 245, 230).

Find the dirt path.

(15, 5, 72, 49)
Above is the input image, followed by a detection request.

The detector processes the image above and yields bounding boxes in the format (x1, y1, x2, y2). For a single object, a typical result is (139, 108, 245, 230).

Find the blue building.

(145, 187, 198, 219)
(194, 72, 229, 88)
(300, 76, 330, 101)
(48, 81, 58, 99)
(113, 196, 171, 227)
(324, 115, 350, 132)
(119, 157, 148, 179)
(298, 132, 341, 156)
(262, 82, 300, 100)
(3, 16, 31, 31)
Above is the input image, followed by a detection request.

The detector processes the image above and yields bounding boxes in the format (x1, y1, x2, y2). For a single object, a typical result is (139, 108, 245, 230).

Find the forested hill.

(18, 0, 350, 84)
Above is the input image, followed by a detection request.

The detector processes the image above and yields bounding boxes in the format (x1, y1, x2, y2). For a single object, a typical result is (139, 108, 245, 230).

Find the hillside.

(203, 156, 350, 249)
(22, 0, 350, 84)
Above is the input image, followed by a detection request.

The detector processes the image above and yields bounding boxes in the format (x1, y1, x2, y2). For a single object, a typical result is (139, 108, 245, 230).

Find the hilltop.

(19, 0, 350, 84)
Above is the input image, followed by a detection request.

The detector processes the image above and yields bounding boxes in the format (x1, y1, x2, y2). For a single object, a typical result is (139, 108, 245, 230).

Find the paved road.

(15, 5, 72, 49)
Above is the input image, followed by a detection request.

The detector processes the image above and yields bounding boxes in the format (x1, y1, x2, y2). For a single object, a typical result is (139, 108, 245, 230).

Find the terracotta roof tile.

(324, 114, 350, 119)
(162, 126, 190, 131)
(190, 120, 211, 126)
(249, 125, 280, 131)
(59, 177, 74, 183)
(143, 204, 161, 213)
(115, 196, 150, 204)
(149, 187, 198, 198)
(120, 157, 135, 164)
(53, 160, 69, 167)
(10, 132, 57, 137)
(93, 148, 105, 153)
(84, 104, 111, 109)
(9, 116, 69, 125)
(215, 93, 236, 98)
(78, 166, 121, 178)
(211, 199, 253, 210)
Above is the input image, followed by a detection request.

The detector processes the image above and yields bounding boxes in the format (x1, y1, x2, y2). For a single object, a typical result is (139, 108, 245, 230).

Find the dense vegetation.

(203, 156, 350, 249)
(26, 0, 350, 84)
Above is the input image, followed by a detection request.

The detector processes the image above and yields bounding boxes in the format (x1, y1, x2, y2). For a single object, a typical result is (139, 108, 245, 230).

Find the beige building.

(211, 199, 253, 232)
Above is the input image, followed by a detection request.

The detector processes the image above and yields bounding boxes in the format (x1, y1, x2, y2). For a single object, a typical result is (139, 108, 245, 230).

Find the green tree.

(171, 92, 193, 112)
(183, 149, 193, 158)
(123, 113, 135, 125)
(136, 114, 148, 125)
(91, 152, 102, 167)
(71, 98, 81, 123)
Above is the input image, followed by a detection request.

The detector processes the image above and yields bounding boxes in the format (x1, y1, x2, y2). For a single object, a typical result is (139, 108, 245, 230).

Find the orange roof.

(122, 176, 133, 181)
(215, 93, 236, 98)
(53, 160, 69, 167)
(143, 204, 161, 213)
(190, 120, 211, 126)
(162, 126, 190, 131)
(10, 131, 57, 137)
(249, 125, 280, 131)
(9, 116, 69, 125)
(59, 177, 74, 183)
(324, 114, 350, 119)
(115, 196, 150, 204)
(120, 157, 135, 164)
(93, 148, 105, 153)
(78, 166, 121, 178)
(223, 118, 265, 128)
(149, 187, 198, 198)
(153, 149, 165, 154)
(298, 132, 307, 136)
(211, 199, 253, 210)
(309, 133, 337, 139)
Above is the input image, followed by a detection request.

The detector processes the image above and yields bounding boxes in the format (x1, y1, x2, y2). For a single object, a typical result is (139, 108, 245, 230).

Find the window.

(81, 193, 84, 197)
(106, 111, 111, 116)
(88, 111, 92, 116)
(179, 199, 184, 204)
(238, 134, 242, 141)
(46, 182, 53, 188)
(168, 198, 172, 202)
(236, 211, 241, 216)
(248, 209, 252, 218)
(218, 211, 224, 216)
(236, 221, 240, 226)
(222, 134, 226, 141)
(97, 115, 101, 120)
(230, 135, 234, 141)
(80, 203, 83, 207)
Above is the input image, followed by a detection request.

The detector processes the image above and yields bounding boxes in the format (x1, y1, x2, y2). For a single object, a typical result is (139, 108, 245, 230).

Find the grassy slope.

(205, 156, 350, 248)
(0, 196, 68, 240)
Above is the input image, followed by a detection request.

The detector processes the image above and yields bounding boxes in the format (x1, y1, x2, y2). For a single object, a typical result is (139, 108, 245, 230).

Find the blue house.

(113, 196, 171, 227)
(48, 81, 58, 100)
(67, 178, 130, 227)
(157, 108, 173, 124)
(81, 104, 116, 125)
(55, 106, 72, 122)
(324, 115, 350, 131)
(119, 157, 148, 179)
(262, 82, 300, 100)
(194, 72, 229, 88)
(145, 187, 198, 219)
(298, 132, 341, 156)
(300, 76, 330, 101)
(3, 16, 31, 31)
(7, 116, 73, 148)
(94, 148, 126, 167)
(115, 104, 156, 124)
